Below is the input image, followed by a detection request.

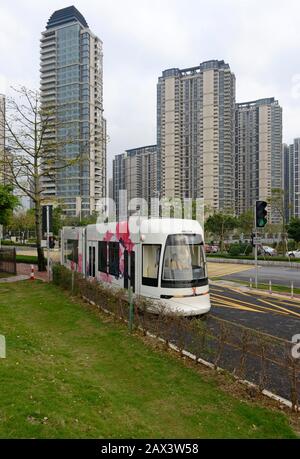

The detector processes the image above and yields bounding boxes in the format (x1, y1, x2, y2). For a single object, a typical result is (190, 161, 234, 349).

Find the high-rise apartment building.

(157, 60, 236, 212)
(283, 143, 294, 223)
(284, 139, 300, 220)
(113, 145, 158, 217)
(235, 98, 282, 222)
(293, 139, 300, 219)
(0, 94, 5, 184)
(40, 6, 106, 216)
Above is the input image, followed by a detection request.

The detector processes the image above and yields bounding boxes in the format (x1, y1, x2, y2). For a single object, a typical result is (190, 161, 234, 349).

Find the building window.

(109, 242, 119, 276)
(98, 241, 107, 273)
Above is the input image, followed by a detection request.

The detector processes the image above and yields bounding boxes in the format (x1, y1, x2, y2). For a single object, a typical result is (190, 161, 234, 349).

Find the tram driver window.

(142, 245, 161, 287)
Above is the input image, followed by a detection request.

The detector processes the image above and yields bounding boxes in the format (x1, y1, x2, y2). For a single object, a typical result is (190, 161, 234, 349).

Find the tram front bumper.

(161, 293, 211, 317)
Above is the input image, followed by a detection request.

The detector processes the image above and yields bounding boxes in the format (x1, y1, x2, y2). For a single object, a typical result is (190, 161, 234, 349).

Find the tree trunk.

(35, 201, 46, 272)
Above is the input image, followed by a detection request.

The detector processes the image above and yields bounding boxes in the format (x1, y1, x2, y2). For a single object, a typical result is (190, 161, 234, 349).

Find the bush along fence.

(52, 264, 300, 411)
(0, 248, 17, 274)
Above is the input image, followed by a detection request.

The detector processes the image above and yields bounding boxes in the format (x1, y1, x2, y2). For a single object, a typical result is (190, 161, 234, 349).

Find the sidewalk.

(16, 263, 49, 282)
(0, 265, 49, 283)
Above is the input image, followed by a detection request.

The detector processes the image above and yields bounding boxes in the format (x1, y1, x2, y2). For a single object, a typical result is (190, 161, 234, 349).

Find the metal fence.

(53, 265, 300, 411)
(0, 248, 17, 274)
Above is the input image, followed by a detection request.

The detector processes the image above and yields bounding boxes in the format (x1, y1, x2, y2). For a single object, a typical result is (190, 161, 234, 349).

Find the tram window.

(109, 242, 119, 276)
(65, 240, 78, 264)
(142, 244, 161, 287)
(98, 241, 107, 273)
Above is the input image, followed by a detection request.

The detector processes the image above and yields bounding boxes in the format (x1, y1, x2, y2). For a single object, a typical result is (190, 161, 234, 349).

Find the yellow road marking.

(211, 296, 264, 313)
(211, 298, 262, 313)
(254, 296, 300, 319)
(211, 293, 288, 316)
(211, 285, 300, 315)
(212, 285, 255, 299)
(250, 293, 300, 308)
(207, 262, 254, 278)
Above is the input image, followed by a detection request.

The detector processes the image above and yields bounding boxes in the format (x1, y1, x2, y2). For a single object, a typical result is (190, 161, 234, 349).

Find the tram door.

(88, 242, 96, 277)
(124, 250, 135, 293)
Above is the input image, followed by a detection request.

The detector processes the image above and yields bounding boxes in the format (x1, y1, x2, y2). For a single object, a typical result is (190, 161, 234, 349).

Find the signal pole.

(254, 205, 258, 288)
(254, 200, 268, 289)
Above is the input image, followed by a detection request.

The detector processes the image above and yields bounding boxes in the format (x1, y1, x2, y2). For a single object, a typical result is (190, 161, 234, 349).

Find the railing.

(0, 248, 17, 274)
(53, 265, 300, 411)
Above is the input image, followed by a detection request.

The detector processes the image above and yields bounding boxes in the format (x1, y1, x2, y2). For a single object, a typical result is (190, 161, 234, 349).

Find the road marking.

(212, 284, 255, 299)
(211, 295, 264, 313)
(211, 298, 262, 313)
(254, 296, 300, 319)
(211, 292, 289, 316)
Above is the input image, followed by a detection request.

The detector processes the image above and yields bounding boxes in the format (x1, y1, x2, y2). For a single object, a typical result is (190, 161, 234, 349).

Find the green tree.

(0, 184, 19, 226)
(287, 218, 300, 245)
(6, 209, 35, 242)
(205, 212, 238, 252)
(0, 87, 89, 271)
(237, 209, 254, 237)
(63, 211, 98, 228)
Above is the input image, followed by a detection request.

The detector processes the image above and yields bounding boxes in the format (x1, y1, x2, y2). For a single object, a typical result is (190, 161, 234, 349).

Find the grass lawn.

(0, 281, 297, 439)
(16, 255, 38, 264)
(0, 273, 15, 279)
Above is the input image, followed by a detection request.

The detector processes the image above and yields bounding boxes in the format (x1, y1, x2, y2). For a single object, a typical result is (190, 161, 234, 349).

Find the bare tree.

(0, 86, 88, 271)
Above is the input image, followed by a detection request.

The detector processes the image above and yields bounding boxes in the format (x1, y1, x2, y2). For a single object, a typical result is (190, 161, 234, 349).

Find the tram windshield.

(162, 234, 207, 286)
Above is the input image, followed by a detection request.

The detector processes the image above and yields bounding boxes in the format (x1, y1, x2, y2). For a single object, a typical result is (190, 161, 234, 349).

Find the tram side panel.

(61, 227, 85, 274)
(85, 222, 138, 294)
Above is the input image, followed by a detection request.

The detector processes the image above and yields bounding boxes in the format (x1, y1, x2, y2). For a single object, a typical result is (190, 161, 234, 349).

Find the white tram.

(61, 218, 211, 317)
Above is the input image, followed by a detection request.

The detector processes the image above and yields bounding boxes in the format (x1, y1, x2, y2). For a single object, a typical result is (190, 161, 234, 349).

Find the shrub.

(228, 242, 252, 256)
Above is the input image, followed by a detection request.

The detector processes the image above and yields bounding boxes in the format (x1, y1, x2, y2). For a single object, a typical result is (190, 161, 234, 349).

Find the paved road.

(205, 284, 300, 402)
(209, 283, 300, 340)
(221, 265, 300, 288)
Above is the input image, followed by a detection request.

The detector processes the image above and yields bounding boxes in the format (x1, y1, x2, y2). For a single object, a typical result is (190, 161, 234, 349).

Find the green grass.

(0, 282, 297, 439)
(0, 273, 15, 279)
(16, 255, 38, 264)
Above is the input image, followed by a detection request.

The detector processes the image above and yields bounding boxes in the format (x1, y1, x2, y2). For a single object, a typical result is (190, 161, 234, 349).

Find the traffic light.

(49, 236, 55, 249)
(255, 201, 268, 228)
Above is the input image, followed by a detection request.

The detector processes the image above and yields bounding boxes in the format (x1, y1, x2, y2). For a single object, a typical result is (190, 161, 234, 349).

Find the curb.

(211, 279, 300, 301)
(207, 257, 300, 269)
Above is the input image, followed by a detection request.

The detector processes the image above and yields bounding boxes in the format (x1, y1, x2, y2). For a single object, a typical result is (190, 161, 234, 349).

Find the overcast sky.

(1, 0, 300, 177)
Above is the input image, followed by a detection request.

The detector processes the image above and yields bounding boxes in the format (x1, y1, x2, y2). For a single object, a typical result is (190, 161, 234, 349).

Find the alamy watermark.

(291, 334, 300, 359)
(94, 192, 205, 235)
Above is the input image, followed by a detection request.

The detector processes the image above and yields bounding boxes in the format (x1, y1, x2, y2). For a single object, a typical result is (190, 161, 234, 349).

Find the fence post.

(249, 278, 252, 290)
(291, 281, 294, 299)
(269, 280, 272, 294)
